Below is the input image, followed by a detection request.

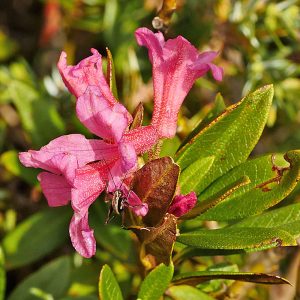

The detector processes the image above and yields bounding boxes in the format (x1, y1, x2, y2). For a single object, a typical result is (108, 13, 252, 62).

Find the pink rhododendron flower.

(20, 49, 158, 258)
(168, 191, 197, 218)
(135, 27, 223, 139)
(19, 27, 223, 258)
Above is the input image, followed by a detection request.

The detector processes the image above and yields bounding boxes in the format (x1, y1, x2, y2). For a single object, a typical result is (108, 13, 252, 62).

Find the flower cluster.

(19, 27, 223, 258)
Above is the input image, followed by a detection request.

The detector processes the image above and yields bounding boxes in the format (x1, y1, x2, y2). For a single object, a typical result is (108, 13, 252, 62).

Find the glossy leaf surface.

(3, 207, 71, 269)
(177, 227, 296, 250)
(167, 285, 214, 300)
(231, 202, 300, 238)
(138, 263, 174, 300)
(172, 271, 290, 285)
(8, 256, 71, 300)
(198, 150, 300, 220)
(176, 85, 273, 194)
(99, 265, 123, 300)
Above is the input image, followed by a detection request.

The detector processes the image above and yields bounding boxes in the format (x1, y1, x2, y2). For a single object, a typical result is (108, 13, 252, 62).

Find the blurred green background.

(0, 0, 299, 299)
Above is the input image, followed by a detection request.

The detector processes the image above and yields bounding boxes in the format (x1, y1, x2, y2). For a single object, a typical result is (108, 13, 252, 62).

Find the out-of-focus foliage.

(0, 0, 299, 299)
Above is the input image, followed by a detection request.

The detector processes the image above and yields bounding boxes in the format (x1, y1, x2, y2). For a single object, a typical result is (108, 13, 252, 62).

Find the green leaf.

(198, 150, 300, 221)
(177, 227, 296, 250)
(0, 150, 39, 185)
(68, 263, 99, 297)
(138, 263, 174, 300)
(0, 247, 5, 300)
(3, 207, 71, 269)
(173, 244, 250, 263)
(8, 256, 71, 300)
(179, 156, 215, 195)
(99, 265, 123, 300)
(172, 271, 290, 286)
(7, 80, 65, 147)
(183, 176, 250, 219)
(179, 92, 226, 151)
(176, 85, 274, 194)
(230, 202, 300, 238)
(167, 285, 214, 300)
(160, 136, 181, 158)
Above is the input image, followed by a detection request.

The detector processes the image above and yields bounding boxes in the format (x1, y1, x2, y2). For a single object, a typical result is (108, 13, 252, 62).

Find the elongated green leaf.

(138, 263, 174, 300)
(198, 150, 300, 221)
(8, 256, 71, 300)
(176, 85, 273, 194)
(0, 150, 38, 185)
(230, 202, 300, 238)
(0, 247, 5, 300)
(177, 227, 296, 250)
(173, 246, 246, 263)
(68, 263, 99, 297)
(179, 156, 215, 194)
(99, 265, 123, 300)
(183, 176, 250, 219)
(160, 136, 181, 158)
(7, 79, 65, 147)
(179, 92, 226, 151)
(3, 207, 71, 269)
(167, 285, 214, 300)
(172, 271, 290, 286)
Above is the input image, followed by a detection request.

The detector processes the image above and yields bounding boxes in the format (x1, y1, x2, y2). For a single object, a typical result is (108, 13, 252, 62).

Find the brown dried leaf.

(130, 213, 177, 269)
(130, 102, 144, 130)
(132, 157, 180, 227)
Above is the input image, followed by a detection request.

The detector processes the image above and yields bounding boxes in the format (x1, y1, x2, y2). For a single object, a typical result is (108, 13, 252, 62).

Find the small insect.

(105, 189, 131, 225)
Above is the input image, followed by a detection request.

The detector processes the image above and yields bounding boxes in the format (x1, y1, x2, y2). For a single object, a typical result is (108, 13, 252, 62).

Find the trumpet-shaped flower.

(20, 49, 158, 258)
(135, 27, 223, 139)
(19, 28, 223, 258)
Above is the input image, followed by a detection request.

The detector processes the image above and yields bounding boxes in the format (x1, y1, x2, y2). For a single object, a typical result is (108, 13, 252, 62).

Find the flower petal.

(168, 191, 197, 218)
(136, 27, 223, 138)
(58, 49, 117, 105)
(76, 87, 130, 141)
(123, 125, 159, 154)
(207, 63, 224, 81)
(38, 172, 71, 207)
(19, 134, 119, 173)
(107, 142, 137, 192)
(126, 189, 148, 216)
(69, 211, 96, 258)
(135, 27, 164, 64)
(71, 161, 108, 212)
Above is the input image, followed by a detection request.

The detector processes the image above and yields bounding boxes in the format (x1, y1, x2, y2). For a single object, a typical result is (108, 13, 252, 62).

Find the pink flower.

(19, 49, 158, 258)
(135, 27, 223, 139)
(168, 191, 197, 218)
(19, 28, 223, 258)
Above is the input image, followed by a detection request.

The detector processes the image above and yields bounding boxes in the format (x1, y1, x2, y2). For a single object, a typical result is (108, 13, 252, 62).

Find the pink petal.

(107, 142, 137, 192)
(71, 161, 108, 212)
(69, 211, 96, 258)
(168, 191, 197, 218)
(57, 49, 117, 105)
(127, 189, 148, 216)
(37, 172, 71, 207)
(135, 27, 164, 64)
(19, 134, 119, 172)
(207, 63, 224, 81)
(76, 87, 130, 141)
(136, 27, 223, 138)
(119, 184, 148, 217)
(123, 125, 159, 154)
